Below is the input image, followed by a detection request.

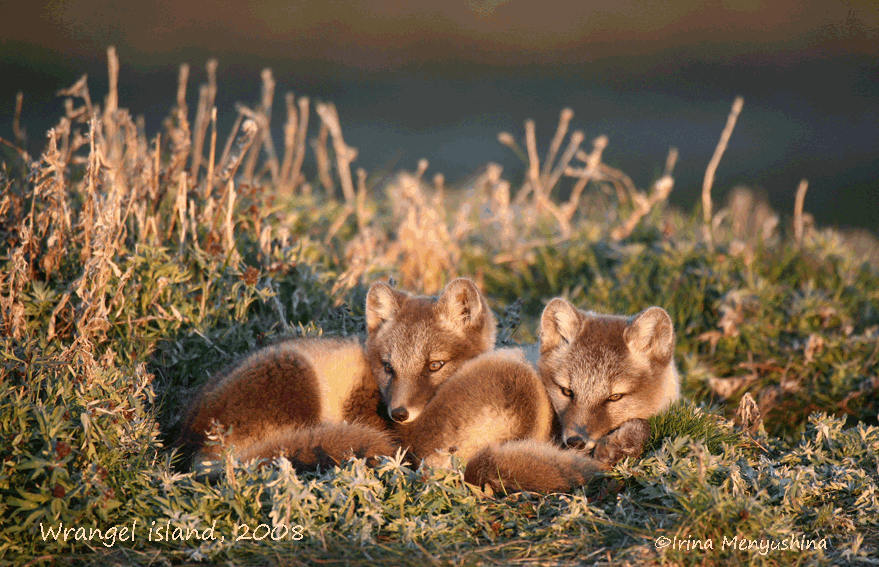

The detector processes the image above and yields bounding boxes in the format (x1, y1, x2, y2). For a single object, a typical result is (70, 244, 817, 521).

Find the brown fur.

(233, 422, 403, 471)
(464, 440, 610, 494)
(396, 348, 552, 467)
(366, 278, 497, 424)
(178, 277, 496, 474)
(460, 302, 677, 495)
(539, 298, 679, 464)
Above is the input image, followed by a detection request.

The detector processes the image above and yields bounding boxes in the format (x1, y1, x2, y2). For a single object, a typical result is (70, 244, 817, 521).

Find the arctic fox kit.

(365, 277, 497, 426)
(177, 278, 496, 472)
(393, 347, 554, 468)
(465, 299, 680, 493)
(538, 298, 680, 463)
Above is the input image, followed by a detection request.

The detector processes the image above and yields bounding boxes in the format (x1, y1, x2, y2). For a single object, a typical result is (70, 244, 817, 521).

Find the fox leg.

(589, 418, 651, 466)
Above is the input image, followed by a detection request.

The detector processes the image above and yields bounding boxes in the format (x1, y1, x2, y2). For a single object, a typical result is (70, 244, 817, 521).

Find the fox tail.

(464, 440, 609, 495)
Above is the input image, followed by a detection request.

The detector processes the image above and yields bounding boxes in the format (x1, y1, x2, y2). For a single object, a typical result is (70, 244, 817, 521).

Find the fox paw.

(590, 418, 650, 466)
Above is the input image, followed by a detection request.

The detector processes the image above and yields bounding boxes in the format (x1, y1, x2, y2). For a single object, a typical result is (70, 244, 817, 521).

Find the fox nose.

(565, 436, 596, 451)
(390, 407, 409, 423)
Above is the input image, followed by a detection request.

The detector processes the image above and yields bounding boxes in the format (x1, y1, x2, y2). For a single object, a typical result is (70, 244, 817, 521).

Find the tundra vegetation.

(1, 48, 877, 565)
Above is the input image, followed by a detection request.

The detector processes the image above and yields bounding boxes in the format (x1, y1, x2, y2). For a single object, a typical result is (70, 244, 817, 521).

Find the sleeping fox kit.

(177, 277, 498, 473)
(464, 299, 681, 493)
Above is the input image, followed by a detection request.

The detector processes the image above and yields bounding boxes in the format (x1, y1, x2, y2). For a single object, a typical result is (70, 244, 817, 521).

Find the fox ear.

(437, 278, 492, 333)
(624, 307, 675, 364)
(366, 282, 404, 334)
(540, 298, 582, 353)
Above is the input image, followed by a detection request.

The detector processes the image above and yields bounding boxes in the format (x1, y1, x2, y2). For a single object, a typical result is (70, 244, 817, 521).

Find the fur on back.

(396, 348, 553, 467)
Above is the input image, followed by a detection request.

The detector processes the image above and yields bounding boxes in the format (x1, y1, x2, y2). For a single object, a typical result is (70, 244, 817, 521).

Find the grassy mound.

(1, 49, 877, 565)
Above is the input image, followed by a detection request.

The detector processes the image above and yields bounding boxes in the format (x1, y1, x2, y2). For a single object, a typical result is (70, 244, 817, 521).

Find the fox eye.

(428, 361, 445, 372)
(382, 362, 394, 375)
(560, 386, 574, 398)
(607, 393, 623, 402)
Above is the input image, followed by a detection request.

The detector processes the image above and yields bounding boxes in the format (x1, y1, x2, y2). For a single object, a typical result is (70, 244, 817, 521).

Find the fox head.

(538, 298, 680, 450)
(365, 278, 497, 424)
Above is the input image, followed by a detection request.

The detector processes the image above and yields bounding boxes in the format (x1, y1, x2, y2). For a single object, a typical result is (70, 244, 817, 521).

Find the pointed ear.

(365, 282, 404, 334)
(540, 298, 582, 353)
(436, 278, 493, 334)
(624, 307, 675, 364)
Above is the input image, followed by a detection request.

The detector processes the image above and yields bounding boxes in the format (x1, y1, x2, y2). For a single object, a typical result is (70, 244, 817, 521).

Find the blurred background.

(2, 0, 877, 232)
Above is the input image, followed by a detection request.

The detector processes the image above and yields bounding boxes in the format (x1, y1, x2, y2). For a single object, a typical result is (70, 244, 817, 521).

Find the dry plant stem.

(314, 123, 334, 195)
(205, 107, 218, 197)
(218, 111, 244, 182)
(546, 130, 585, 200)
(191, 85, 210, 180)
(497, 131, 528, 165)
(279, 93, 297, 192)
(316, 102, 357, 205)
(104, 47, 120, 163)
(524, 119, 543, 206)
(794, 178, 809, 246)
(241, 108, 263, 184)
(223, 179, 236, 253)
(191, 59, 218, 182)
(703, 96, 744, 248)
(541, 108, 574, 182)
(258, 68, 279, 184)
(562, 135, 607, 220)
(291, 96, 310, 193)
(356, 168, 368, 231)
(13, 92, 24, 148)
(664, 147, 679, 177)
(219, 119, 259, 184)
(176, 64, 189, 121)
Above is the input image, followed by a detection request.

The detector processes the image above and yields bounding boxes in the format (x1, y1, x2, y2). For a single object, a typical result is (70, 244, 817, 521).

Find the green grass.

(1, 51, 877, 565)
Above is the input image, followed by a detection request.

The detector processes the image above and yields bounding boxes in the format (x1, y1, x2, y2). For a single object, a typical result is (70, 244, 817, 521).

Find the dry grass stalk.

(356, 167, 368, 231)
(703, 96, 744, 248)
(57, 74, 94, 119)
(191, 58, 218, 183)
(205, 107, 218, 196)
(279, 93, 298, 193)
(223, 179, 236, 253)
(481, 163, 515, 250)
(13, 91, 25, 148)
(102, 46, 121, 164)
(794, 178, 809, 246)
(314, 122, 333, 195)
(545, 129, 584, 200)
(292, 96, 310, 193)
(237, 70, 278, 186)
(562, 135, 608, 221)
(522, 119, 543, 205)
(609, 146, 676, 240)
(541, 107, 574, 181)
(217, 111, 244, 185)
(256, 68, 280, 184)
(219, 119, 259, 184)
(497, 131, 527, 164)
(165, 64, 192, 184)
(315, 102, 357, 205)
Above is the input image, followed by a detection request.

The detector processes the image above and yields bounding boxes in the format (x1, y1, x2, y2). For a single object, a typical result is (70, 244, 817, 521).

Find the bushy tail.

(464, 440, 610, 495)
(189, 422, 403, 477)
(241, 422, 404, 471)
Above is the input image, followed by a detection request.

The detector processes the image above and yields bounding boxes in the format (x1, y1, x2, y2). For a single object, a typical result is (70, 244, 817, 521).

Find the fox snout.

(390, 406, 410, 423)
(386, 392, 422, 423)
(563, 434, 597, 451)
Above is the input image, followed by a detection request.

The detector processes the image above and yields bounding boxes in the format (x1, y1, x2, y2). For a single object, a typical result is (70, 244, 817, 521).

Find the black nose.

(390, 407, 409, 423)
(565, 436, 587, 450)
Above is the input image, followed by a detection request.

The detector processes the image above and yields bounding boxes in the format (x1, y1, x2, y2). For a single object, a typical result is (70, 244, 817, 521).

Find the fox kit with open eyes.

(465, 299, 679, 493)
(537, 298, 680, 463)
(177, 278, 497, 473)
